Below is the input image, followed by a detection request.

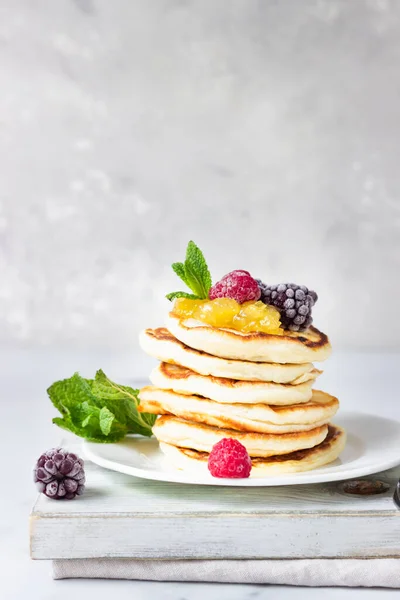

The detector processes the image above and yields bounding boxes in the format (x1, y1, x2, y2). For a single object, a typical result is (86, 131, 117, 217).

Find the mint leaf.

(80, 401, 100, 429)
(185, 240, 212, 296)
(52, 416, 124, 443)
(167, 241, 212, 300)
(91, 370, 156, 437)
(48, 370, 155, 443)
(99, 406, 115, 435)
(166, 291, 200, 301)
(172, 262, 188, 283)
(183, 262, 207, 298)
(48, 374, 100, 427)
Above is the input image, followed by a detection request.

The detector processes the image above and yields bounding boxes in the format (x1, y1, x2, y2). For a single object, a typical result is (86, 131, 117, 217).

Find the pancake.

(152, 415, 329, 457)
(150, 362, 321, 405)
(139, 328, 315, 384)
(139, 387, 339, 434)
(166, 313, 331, 364)
(159, 424, 346, 477)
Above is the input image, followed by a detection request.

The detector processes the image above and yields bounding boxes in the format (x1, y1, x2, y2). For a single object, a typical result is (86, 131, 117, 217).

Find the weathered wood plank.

(31, 514, 400, 560)
(30, 456, 400, 560)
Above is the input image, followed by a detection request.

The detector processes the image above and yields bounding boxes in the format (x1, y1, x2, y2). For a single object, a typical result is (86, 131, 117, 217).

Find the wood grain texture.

(30, 454, 400, 560)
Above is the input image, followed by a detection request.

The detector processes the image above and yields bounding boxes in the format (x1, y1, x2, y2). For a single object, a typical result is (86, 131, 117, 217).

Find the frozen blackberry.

(257, 281, 318, 332)
(34, 448, 85, 500)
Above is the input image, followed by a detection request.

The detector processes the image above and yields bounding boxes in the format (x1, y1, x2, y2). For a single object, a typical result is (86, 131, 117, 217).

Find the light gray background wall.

(1, 0, 399, 352)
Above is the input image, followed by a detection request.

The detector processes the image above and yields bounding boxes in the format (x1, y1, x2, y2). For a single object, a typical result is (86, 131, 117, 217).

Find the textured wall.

(1, 0, 399, 351)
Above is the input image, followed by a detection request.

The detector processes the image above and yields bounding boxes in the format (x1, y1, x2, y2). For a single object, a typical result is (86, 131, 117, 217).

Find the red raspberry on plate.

(208, 438, 252, 478)
(209, 270, 261, 304)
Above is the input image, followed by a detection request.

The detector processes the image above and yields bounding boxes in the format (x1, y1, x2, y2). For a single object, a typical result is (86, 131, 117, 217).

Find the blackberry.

(34, 448, 85, 500)
(256, 281, 318, 332)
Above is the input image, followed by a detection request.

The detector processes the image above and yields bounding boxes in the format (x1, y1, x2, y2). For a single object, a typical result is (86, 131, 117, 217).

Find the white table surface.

(1, 348, 400, 599)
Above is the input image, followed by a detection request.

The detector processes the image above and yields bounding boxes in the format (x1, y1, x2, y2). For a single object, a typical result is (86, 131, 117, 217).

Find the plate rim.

(82, 411, 400, 487)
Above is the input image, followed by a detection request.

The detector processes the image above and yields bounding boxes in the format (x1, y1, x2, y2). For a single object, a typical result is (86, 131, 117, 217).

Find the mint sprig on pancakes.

(166, 241, 212, 301)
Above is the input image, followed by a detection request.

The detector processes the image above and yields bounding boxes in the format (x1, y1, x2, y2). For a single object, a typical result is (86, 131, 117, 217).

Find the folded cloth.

(53, 558, 400, 587)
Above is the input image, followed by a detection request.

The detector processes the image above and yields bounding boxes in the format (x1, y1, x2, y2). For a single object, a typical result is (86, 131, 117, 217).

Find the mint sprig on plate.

(48, 370, 156, 443)
(166, 240, 212, 301)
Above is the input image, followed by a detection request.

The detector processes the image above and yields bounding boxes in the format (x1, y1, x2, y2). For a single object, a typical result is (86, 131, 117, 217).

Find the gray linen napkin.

(53, 558, 400, 587)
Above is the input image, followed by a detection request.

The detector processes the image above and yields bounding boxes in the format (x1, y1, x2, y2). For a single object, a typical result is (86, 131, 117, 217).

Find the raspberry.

(208, 438, 252, 478)
(257, 281, 318, 332)
(209, 270, 261, 304)
(34, 448, 85, 500)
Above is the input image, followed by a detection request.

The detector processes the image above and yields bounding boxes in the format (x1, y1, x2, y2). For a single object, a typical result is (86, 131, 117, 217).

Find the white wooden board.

(30, 450, 400, 560)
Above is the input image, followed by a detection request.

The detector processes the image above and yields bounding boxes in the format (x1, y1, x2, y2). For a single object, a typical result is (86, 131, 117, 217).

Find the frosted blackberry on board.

(34, 448, 85, 500)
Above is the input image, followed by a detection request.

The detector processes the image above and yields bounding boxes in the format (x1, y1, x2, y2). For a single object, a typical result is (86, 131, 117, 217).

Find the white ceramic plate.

(83, 412, 400, 486)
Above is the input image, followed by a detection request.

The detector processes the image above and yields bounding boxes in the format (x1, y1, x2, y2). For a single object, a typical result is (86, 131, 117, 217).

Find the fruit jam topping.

(172, 298, 283, 335)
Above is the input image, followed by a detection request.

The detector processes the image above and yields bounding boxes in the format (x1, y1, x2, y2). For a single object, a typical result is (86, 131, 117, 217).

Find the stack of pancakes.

(139, 313, 346, 477)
